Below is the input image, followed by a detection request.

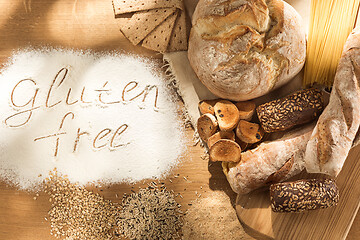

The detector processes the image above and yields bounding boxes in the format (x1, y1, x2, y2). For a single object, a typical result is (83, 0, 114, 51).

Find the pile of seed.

(182, 191, 250, 240)
(45, 171, 120, 239)
(116, 183, 183, 240)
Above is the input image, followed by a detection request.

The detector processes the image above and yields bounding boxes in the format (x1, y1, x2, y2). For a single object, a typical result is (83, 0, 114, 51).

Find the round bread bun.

(188, 0, 306, 101)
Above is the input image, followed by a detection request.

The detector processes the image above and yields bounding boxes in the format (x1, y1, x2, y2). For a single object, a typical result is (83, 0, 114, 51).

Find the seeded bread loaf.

(270, 179, 339, 212)
(257, 88, 324, 133)
(188, 0, 306, 101)
(305, 27, 360, 177)
(223, 124, 314, 195)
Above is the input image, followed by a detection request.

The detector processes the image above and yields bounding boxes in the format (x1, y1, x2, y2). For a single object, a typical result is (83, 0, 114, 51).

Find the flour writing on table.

(0, 49, 185, 190)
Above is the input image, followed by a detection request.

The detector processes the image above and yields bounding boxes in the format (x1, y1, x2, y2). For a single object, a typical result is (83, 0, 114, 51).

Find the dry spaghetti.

(303, 0, 360, 87)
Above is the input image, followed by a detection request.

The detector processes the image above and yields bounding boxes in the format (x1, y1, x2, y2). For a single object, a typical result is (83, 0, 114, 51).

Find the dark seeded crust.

(257, 88, 324, 133)
(270, 179, 339, 213)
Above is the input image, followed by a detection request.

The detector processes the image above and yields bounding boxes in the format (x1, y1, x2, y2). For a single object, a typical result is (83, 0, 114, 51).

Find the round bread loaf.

(188, 0, 306, 101)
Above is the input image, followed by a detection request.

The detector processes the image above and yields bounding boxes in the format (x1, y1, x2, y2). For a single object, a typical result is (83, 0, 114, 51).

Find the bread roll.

(270, 179, 339, 212)
(223, 124, 314, 194)
(197, 113, 218, 141)
(188, 0, 306, 101)
(257, 88, 324, 133)
(207, 131, 235, 148)
(305, 27, 360, 176)
(209, 139, 241, 162)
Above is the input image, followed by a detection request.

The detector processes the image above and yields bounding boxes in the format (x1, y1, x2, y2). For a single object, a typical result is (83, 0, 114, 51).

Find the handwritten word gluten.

(5, 67, 159, 128)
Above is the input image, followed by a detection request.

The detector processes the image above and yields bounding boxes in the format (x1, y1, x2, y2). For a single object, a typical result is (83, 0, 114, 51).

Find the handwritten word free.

(34, 112, 129, 157)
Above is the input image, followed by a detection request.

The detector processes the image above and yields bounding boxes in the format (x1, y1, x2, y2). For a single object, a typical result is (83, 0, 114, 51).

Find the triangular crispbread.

(142, 10, 179, 52)
(119, 8, 177, 45)
(113, 0, 183, 17)
(168, 10, 188, 52)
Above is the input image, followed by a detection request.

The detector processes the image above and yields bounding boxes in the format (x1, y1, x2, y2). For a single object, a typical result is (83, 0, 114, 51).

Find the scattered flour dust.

(0, 48, 185, 191)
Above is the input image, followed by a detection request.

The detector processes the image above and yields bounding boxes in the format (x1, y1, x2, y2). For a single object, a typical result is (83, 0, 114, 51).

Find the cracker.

(119, 8, 177, 45)
(168, 10, 188, 52)
(142, 10, 179, 52)
(113, 0, 184, 17)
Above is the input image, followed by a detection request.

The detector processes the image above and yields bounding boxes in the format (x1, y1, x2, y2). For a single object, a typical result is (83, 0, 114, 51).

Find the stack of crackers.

(112, 0, 188, 53)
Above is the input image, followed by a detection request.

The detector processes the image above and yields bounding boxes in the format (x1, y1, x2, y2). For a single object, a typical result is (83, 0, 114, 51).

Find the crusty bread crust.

(224, 124, 314, 195)
(188, 0, 306, 101)
(305, 27, 360, 177)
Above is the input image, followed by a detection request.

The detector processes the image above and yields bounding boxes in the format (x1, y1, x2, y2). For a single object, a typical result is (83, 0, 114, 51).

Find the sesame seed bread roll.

(223, 124, 314, 195)
(305, 27, 360, 177)
(188, 0, 306, 101)
(257, 88, 324, 133)
(270, 179, 339, 213)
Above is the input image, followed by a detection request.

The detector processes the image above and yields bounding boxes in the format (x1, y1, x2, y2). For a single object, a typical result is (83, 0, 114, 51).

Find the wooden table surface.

(0, 1, 359, 239)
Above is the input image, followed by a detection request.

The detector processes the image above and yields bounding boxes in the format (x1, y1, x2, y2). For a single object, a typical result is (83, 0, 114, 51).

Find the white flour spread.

(0, 48, 185, 190)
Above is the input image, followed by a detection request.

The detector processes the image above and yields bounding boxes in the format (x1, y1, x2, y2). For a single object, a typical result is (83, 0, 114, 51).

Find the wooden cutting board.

(236, 144, 360, 240)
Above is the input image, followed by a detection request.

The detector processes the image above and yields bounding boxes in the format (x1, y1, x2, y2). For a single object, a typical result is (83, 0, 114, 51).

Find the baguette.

(305, 27, 360, 176)
(223, 124, 314, 194)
